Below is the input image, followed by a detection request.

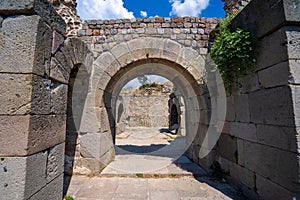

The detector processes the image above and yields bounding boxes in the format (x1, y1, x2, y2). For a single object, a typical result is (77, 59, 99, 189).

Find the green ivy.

(210, 14, 258, 93)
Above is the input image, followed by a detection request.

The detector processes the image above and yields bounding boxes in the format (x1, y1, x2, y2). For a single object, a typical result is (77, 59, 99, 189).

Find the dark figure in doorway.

(168, 93, 181, 134)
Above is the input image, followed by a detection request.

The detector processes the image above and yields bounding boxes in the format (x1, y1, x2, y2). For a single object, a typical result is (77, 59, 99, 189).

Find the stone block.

(257, 125, 298, 153)
(161, 39, 181, 62)
(0, 15, 51, 75)
(0, 0, 35, 15)
(229, 162, 255, 190)
(243, 140, 299, 192)
(73, 157, 106, 175)
(0, 0, 66, 33)
(80, 132, 114, 160)
(258, 61, 290, 88)
(46, 143, 65, 183)
(0, 115, 65, 156)
(256, 174, 296, 200)
(289, 59, 300, 84)
(218, 134, 237, 163)
(234, 94, 250, 122)
(231, 0, 300, 38)
(0, 116, 29, 156)
(230, 122, 257, 142)
(50, 57, 70, 84)
(94, 52, 120, 76)
(237, 139, 245, 166)
(286, 26, 300, 60)
(52, 30, 65, 54)
(28, 174, 63, 200)
(249, 86, 295, 126)
(291, 85, 300, 120)
(240, 73, 260, 93)
(127, 38, 147, 61)
(256, 27, 288, 70)
(144, 37, 164, 58)
(0, 151, 48, 199)
(28, 115, 66, 155)
(0, 74, 51, 115)
(51, 83, 68, 115)
(226, 96, 235, 122)
(176, 47, 200, 71)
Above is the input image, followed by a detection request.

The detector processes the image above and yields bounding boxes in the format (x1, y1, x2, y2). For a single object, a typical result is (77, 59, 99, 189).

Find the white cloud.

(77, 0, 135, 20)
(169, 0, 209, 17)
(140, 11, 148, 18)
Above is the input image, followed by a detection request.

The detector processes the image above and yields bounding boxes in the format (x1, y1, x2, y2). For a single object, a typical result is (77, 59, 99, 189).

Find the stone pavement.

(64, 176, 243, 200)
(64, 128, 245, 199)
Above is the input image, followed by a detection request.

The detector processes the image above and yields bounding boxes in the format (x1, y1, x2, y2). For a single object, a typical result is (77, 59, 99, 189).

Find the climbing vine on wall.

(210, 14, 258, 93)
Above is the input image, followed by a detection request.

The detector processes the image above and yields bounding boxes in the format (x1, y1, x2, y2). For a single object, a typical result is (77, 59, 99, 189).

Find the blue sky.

(77, 0, 225, 20)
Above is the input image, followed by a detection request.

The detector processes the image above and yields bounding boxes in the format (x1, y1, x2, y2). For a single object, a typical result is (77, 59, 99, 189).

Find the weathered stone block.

(256, 174, 295, 200)
(0, 15, 51, 75)
(161, 39, 181, 62)
(289, 59, 300, 84)
(0, 114, 66, 156)
(0, 74, 51, 115)
(50, 83, 68, 114)
(144, 37, 164, 58)
(0, 0, 35, 15)
(240, 73, 260, 93)
(127, 38, 147, 61)
(28, 115, 66, 155)
(230, 122, 257, 142)
(218, 134, 237, 163)
(50, 57, 70, 84)
(52, 30, 65, 54)
(229, 162, 255, 190)
(0, 151, 47, 199)
(28, 174, 63, 200)
(249, 86, 295, 126)
(256, 27, 288, 70)
(286, 26, 300, 60)
(291, 85, 300, 120)
(258, 61, 290, 88)
(232, 0, 300, 38)
(94, 51, 121, 76)
(257, 125, 298, 153)
(243, 140, 299, 192)
(226, 96, 235, 122)
(46, 143, 65, 183)
(234, 94, 250, 122)
(237, 139, 245, 166)
(0, 116, 29, 156)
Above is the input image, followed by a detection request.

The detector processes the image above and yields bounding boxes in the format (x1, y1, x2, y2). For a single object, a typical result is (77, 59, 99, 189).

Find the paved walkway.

(65, 127, 245, 199)
(64, 176, 242, 200)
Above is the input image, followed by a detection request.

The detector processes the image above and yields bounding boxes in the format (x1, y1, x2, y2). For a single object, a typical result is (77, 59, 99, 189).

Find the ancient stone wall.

(77, 17, 218, 54)
(0, 1, 67, 199)
(188, 0, 300, 199)
(120, 94, 169, 128)
(48, 0, 82, 36)
(222, 0, 251, 14)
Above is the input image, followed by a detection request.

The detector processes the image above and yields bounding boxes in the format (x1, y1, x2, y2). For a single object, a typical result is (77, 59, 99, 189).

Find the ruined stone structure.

(48, 0, 82, 36)
(222, 0, 251, 14)
(0, 0, 299, 200)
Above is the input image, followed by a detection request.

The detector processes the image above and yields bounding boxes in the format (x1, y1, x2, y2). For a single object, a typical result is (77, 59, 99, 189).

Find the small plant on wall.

(210, 13, 258, 94)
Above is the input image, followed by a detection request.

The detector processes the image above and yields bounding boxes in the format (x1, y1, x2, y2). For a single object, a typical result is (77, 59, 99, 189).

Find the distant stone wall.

(222, 0, 251, 14)
(48, 0, 82, 36)
(117, 94, 169, 130)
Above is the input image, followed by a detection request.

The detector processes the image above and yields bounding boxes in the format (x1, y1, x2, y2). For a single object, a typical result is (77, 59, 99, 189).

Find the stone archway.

(70, 37, 221, 176)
